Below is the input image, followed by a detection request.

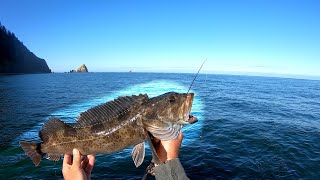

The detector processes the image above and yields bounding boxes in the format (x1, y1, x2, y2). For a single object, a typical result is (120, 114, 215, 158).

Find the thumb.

(72, 148, 82, 169)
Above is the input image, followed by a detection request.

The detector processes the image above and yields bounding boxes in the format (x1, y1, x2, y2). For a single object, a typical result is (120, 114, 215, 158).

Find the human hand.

(153, 132, 183, 162)
(62, 149, 95, 180)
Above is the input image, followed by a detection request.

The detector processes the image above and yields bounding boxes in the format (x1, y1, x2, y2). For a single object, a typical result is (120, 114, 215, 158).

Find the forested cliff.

(0, 23, 51, 74)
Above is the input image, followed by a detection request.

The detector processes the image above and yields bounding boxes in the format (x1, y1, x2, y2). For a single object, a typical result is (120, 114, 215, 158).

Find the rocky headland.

(0, 23, 51, 74)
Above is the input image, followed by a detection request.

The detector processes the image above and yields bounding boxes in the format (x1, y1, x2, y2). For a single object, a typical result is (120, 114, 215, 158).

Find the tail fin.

(20, 141, 42, 166)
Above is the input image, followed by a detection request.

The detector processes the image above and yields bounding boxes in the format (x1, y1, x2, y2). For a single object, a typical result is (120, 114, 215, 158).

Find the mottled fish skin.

(40, 115, 146, 155)
(39, 94, 148, 155)
(20, 92, 195, 167)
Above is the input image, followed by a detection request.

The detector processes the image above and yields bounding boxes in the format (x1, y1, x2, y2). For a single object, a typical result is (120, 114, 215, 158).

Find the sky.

(0, 0, 319, 78)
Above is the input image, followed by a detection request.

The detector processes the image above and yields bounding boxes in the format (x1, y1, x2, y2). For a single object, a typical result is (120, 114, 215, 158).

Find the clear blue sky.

(1, 0, 319, 77)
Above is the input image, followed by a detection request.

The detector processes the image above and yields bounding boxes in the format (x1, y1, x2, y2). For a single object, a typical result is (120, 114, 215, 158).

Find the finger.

(178, 132, 184, 142)
(72, 148, 82, 169)
(158, 131, 184, 162)
(81, 156, 89, 169)
(153, 137, 160, 144)
(155, 142, 167, 162)
(63, 154, 72, 166)
(85, 154, 95, 174)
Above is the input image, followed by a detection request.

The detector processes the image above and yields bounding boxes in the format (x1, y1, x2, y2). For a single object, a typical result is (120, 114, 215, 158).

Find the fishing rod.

(187, 59, 207, 94)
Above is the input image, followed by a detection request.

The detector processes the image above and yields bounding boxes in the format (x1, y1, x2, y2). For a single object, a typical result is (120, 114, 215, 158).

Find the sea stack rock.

(76, 64, 88, 73)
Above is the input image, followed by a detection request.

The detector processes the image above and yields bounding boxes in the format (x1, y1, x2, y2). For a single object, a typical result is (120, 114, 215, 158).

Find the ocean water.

(0, 72, 319, 179)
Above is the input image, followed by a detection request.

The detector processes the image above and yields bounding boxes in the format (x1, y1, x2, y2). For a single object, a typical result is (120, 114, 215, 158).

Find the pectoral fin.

(143, 118, 182, 141)
(148, 124, 182, 141)
(131, 142, 145, 167)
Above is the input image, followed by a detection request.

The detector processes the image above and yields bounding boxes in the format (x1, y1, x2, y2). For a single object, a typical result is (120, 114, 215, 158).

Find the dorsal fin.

(76, 94, 149, 127)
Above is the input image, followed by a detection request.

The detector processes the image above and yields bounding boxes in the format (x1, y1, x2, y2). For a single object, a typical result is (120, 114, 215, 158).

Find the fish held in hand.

(20, 92, 197, 167)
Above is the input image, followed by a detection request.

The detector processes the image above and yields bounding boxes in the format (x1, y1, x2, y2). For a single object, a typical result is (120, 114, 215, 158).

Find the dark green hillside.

(0, 23, 51, 74)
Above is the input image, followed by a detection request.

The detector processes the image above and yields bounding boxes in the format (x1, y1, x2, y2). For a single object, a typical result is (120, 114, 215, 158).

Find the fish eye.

(168, 96, 175, 103)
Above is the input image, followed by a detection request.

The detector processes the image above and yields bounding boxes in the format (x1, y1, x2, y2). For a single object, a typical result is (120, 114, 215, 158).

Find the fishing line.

(187, 59, 207, 94)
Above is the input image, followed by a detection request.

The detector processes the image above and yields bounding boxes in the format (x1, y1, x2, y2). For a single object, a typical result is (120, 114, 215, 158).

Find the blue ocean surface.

(0, 72, 319, 179)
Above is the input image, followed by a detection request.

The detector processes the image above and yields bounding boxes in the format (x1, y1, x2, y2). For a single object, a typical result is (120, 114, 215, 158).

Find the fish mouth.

(176, 114, 197, 125)
(185, 93, 194, 113)
(188, 115, 198, 124)
(178, 93, 197, 124)
(175, 93, 197, 125)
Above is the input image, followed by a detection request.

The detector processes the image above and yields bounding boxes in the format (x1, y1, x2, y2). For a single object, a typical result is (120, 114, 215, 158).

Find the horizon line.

(50, 70, 320, 81)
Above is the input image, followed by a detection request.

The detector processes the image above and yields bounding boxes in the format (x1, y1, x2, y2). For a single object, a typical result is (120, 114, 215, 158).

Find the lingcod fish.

(20, 92, 198, 167)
